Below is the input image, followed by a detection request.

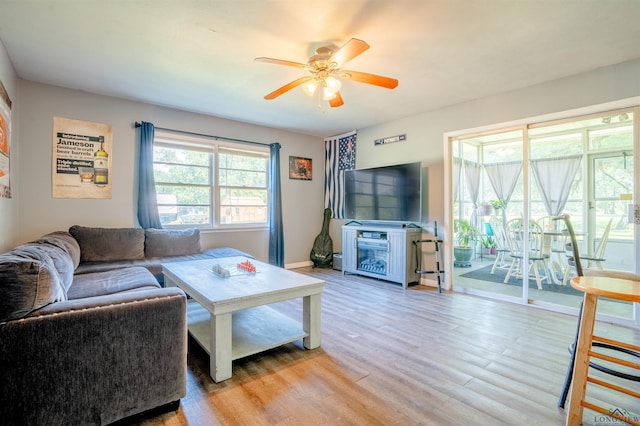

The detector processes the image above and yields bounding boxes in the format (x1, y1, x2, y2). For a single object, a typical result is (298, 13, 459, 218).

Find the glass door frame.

(587, 150, 634, 265)
(445, 106, 639, 326)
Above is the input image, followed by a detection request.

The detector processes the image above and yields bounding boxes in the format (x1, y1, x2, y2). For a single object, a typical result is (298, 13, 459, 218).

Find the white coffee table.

(162, 257, 324, 382)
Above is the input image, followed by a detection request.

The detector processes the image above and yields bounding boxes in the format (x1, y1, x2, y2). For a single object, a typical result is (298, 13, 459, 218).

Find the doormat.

(459, 264, 586, 297)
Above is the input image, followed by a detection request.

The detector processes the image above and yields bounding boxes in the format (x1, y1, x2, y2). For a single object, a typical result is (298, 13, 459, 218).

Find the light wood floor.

(135, 267, 640, 426)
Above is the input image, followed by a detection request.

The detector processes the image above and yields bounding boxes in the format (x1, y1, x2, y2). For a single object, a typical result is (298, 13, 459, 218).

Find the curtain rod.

(134, 121, 271, 148)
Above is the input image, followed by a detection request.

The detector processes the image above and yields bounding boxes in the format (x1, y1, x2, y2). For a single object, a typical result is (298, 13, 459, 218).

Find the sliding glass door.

(451, 129, 526, 301)
(450, 108, 637, 322)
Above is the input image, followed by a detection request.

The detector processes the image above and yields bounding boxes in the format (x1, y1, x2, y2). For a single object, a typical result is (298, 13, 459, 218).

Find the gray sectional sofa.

(0, 225, 251, 425)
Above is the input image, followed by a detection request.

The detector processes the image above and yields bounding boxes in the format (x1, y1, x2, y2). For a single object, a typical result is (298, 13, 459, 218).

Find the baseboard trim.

(285, 260, 313, 269)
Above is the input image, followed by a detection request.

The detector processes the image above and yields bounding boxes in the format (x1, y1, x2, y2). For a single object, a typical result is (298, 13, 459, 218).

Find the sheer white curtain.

(530, 154, 582, 216)
(484, 160, 522, 205)
(464, 160, 482, 228)
(484, 161, 523, 223)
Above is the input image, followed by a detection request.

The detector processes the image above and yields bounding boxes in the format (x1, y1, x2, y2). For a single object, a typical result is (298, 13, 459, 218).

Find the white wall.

(357, 60, 640, 195)
(343, 58, 640, 287)
(11, 58, 640, 269)
(0, 40, 18, 252)
(16, 81, 324, 265)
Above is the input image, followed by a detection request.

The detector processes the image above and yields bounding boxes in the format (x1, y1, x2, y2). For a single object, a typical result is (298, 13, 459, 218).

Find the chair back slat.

(592, 218, 613, 259)
(554, 214, 583, 277)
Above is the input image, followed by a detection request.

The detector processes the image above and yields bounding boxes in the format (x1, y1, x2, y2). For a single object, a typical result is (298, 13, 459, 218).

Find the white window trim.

(154, 130, 270, 230)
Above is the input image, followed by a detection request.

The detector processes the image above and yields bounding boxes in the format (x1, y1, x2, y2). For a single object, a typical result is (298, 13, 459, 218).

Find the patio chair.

(559, 218, 614, 285)
(579, 218, 613, 270)
(537, 215, 555, 232)
(503, 218, 549, 290)
(489, 218, 511, 274)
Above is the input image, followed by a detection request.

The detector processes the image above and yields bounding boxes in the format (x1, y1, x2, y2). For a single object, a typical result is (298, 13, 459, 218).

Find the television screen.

(344, 162, 423, 223)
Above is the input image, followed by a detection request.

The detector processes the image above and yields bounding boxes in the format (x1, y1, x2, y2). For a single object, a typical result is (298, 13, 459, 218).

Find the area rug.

(459, 264, 585, 297)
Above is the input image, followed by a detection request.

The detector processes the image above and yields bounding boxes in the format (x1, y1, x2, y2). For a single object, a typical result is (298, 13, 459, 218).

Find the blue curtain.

(268, 142, 284, 267)
(137, 121, 162, 229)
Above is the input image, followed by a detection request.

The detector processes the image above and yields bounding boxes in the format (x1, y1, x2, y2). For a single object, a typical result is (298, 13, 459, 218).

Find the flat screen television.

(344, 162, 423, 224)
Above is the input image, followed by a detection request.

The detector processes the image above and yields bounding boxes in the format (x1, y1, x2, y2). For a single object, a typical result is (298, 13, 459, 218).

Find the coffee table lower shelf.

(186, 300, 307, 362)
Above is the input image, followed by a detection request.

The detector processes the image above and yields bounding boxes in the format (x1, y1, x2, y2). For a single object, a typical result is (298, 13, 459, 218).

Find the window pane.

(154, 163, 210, 185)
(594, 156, 633, 198)
(529, 133, 582, 159)
(157, 194, 178, 224)
(589, 119, 633, 150)
(220, 169, 266, 187)
(220, 151, 267, 171)
(483, 142, 521, 163)
(157, 185, 210, 205)
(176, 206, 210, 225)
(153, 137, 269, 228)
(593, 155, 634, 242)
(157, 184, 211, 226)
(219, 152, 268, 187)
(154, 146, 209, 166)
(219, 188, 268, 224)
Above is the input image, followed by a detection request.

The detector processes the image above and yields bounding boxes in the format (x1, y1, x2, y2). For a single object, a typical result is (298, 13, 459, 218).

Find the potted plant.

(490, 199, 507, 213)
(478, 202, 492, 216)
(480, 235, 497, 255)
(490, 199, 508, 224)
(453, 219, 479, 264)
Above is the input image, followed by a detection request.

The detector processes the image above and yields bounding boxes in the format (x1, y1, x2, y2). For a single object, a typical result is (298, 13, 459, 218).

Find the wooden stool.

(567, 275, 640, 426)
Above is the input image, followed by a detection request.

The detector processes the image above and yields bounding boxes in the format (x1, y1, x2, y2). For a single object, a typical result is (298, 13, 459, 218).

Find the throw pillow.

(0, 253, 67, 322)
(34, 231, 82, 269)
(14, 243, 75, 292)
(69, 225, 145, 262)
(144, 228, 201, 257)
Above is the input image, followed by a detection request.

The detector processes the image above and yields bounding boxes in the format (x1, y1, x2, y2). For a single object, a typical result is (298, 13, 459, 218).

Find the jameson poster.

(52, 117, 112, 199)
(0, 79, 11, 198)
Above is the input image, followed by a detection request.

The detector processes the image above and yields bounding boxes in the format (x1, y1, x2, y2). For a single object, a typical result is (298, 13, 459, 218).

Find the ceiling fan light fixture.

(325, 76, 341, 94)
(302, 79, 318, 97)
(257, 38, 397, 108)
(322, 85, 336, 100)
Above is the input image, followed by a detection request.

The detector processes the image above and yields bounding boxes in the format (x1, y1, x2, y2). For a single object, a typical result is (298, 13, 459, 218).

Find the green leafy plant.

(481, 235, 496, 248)
(454, 219, 479, 248)
(490, 199, 507, 210)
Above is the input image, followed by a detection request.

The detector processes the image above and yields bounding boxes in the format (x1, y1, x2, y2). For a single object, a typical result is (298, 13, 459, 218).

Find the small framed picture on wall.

(289, 156, 312, 180)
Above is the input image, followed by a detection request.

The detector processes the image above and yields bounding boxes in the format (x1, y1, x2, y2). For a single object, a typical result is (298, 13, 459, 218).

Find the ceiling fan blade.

(264, 76, 314, 100)
(341, 70, 398, 89)
(255, 57, 308, 69)
(329, 38, 369, 69)
(329, 91, 344, 108)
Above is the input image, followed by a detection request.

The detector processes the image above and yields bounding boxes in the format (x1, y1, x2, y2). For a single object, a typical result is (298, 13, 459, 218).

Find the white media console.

(341, 224, 422, 288)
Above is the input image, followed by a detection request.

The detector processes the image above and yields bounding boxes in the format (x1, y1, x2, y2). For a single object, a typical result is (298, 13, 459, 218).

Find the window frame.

(153, 131, 270, 230)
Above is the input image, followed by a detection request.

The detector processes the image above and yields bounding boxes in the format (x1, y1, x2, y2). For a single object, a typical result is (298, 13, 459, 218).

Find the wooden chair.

(489, 218, 511, 274)
(537, 215, 555, 232)
(559, 218, 614, 285)
(503, 218, 549, 289)
(580, 218, 613, 270)
(555, 215, 640, 426)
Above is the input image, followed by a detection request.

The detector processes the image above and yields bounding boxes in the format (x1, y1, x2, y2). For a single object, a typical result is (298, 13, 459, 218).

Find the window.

(153, 132, 269, 228)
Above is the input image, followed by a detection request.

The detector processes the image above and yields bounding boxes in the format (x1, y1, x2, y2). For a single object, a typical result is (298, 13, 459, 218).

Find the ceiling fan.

(255, 38, 398, 108)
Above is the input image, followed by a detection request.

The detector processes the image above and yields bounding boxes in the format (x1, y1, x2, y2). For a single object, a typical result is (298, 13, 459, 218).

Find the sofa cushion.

(67, 266, 161, 299)
(74, 246, 253, 286)
(34, 231, 81, 269)
(14, 243, 75, 292)
(69, 225, 145, 262)
(144, 228, 201, 257)
(0, 253, 67, 322)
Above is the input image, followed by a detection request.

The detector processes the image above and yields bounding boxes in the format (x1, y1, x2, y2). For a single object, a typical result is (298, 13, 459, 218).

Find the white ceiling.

(2, 0, 640, 137)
